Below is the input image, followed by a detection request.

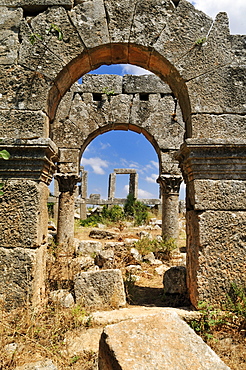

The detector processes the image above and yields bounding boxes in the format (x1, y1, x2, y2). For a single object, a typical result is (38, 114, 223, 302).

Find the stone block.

(19, 7, 83, 79)
(0, 7, 22, 65)
(129, 0, 174, 47)
(0, 65, 51, 111)
(0, 29, 19, 65)
(163, 266, 187, 295)
(75, 240, 103, 257)
(153, 1, 213, 71)
(74, 269, 126, 309)
(177, 12, 233, 80)
(187, 66, 246, 114)
(0, 180, 49, 248)
(103, 0, 136, 43)
(81, 74, 122, 94)
(70, 0, 110, 49)
(187, 210, 246, 306)
(49, 289, 74, 308)
(99, 311, 230, 370)
(189, 179, 246, 210)
(191, 114, 246, 141)
(230, 34, 246, 65)
(129, 94, 184, 150)
(0, 1, 72, 11)
(123, 75, 171, 94)
(0, 247, 36, 309)
(89, 229, 117, 240)
(0, 109, 49, 139)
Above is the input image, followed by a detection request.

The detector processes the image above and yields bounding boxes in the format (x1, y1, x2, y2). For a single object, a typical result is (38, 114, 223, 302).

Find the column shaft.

(157, 175, 182, 241)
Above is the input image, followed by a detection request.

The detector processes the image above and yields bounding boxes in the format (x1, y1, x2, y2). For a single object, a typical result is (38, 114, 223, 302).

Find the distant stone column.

(108, 173, 116, 200)
(55, 173, 80, 251)
(53, 177, 59, 223)
(80, 168, 88, 220)
(129, 173, 138, 199)
(157, 175, 182, 241)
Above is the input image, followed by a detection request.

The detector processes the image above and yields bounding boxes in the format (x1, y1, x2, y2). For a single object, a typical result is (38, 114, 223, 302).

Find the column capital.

(157, 174, 182, 194)
(55, 173, 80, 193)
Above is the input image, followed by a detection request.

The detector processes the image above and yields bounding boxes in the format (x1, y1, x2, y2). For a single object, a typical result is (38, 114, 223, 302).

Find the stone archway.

(0, 0, 245, 308)
(51, 73, 185, 246)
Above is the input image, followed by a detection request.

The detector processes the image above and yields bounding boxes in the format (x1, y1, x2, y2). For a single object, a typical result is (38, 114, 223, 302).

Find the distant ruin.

(0, 0, 245, 309)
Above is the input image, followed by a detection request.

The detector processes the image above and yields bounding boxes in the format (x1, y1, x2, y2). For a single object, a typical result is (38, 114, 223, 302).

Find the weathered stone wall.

(0, 0, 245, 308)
(53, 74, 184, 175)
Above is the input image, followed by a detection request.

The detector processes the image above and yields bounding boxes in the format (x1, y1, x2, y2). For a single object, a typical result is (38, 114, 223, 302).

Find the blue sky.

(52, 1, 245, 201)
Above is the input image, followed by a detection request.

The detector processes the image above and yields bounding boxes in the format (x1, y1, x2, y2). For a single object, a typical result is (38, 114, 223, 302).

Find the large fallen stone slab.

(91, 306, 201, 326)
(99, 312, 230, 370)
(74, 269, 126, 309)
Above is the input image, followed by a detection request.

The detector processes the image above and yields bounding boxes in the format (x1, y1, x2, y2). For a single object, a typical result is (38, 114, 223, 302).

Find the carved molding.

(157, 175, 182, 194)
(0, 139, 58, 185)
(55, 173, 80, 193)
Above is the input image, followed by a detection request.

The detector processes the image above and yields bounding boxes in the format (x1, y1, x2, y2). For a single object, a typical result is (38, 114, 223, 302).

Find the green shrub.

(102, 205, 125, 222)
(134, 237, 176, 260)
(124, 194, 148, 226)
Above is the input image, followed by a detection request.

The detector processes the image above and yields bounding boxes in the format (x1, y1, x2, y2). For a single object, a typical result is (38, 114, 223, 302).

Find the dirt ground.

(1, 217, 245, 370)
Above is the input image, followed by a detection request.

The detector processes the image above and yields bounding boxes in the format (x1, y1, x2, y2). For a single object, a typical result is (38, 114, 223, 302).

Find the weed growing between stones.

(189, 284, 246, 369)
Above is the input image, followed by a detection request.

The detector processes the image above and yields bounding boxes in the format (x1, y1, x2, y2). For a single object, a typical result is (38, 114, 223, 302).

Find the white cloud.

(100, 142, 111, 150)
(123, 185, 153, 198)
(145, 173, 158, 184)
(190, 0, 246, 35)
(121, 64, 153, 76)
(81, 157, 109, 175)
(150, 161, 159, 169)
(138, 189, 153, 198)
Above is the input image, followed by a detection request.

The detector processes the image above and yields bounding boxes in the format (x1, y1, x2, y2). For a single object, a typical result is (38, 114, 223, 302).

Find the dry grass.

(0, 303, 96, 370)
(2, 216, 245, 369)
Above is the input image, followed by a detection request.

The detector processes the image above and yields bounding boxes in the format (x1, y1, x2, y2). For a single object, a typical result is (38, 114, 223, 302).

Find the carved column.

(79, 167, 88, 220)
(157, 175, 182, 241)
(55, 173, 80, 250)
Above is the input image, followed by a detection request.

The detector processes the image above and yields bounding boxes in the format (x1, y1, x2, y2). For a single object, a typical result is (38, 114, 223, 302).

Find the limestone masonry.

(0, 0, 245, 309)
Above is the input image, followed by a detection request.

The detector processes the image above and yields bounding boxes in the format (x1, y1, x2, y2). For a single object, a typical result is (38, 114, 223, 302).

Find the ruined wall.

(0, 0, 245, 308)
(53, 74, 184, 175)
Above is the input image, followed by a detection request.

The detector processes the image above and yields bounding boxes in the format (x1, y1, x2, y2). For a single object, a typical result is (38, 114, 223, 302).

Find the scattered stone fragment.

(74, 269, 126, 309)
(163, 266, 187, 295)
(126, 264, 142, 273)
(155, 264, 170, 275)
(143, 252, 156, 264)
(14, 359, 58, 370)
(89, 230, 117, 240)
(130, 247, 142, 262)
(94, 249, 115, 268)
(49, 289, 74, 308)
(5, 342, 18, 354)
(75, 240, 103, 256)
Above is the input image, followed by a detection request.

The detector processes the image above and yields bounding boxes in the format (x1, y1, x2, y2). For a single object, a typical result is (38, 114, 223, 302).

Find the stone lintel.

(114, 168, 137, 174)
(55, 173, 80, 193)
(157, 174, 182, 194)
(176, 140, 246, 181)
(0, 139, 58, 184)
